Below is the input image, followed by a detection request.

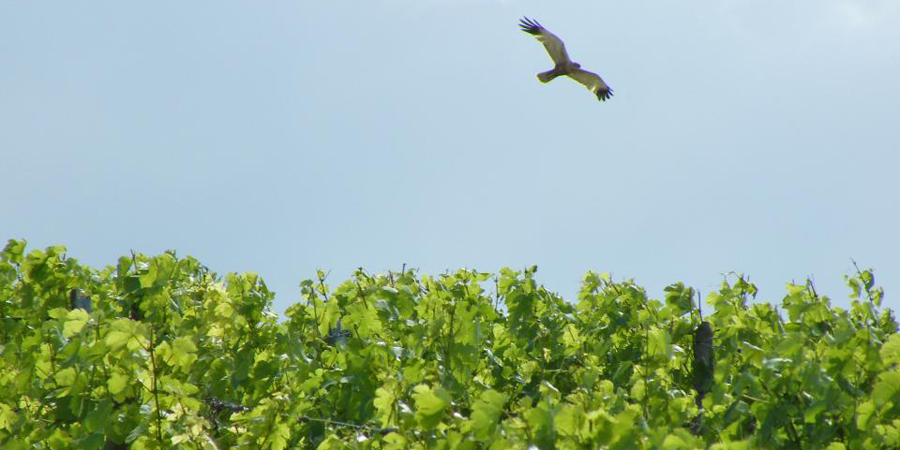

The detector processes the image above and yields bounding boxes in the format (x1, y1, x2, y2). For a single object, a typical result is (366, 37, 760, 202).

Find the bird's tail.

(537, 69, 560, 83)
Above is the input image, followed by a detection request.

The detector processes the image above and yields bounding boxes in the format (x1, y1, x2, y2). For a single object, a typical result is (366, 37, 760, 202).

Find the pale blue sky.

(3, 1, 898, 315)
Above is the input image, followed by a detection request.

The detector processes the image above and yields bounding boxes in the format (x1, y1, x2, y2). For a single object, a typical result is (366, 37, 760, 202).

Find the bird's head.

(572, 62, 581, 68)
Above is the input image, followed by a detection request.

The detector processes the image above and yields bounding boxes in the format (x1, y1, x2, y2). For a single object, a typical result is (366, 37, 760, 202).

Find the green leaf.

(374, 386, 397, 427)
(661, 433, 690, 450)
(139, 261, 157, 288)
(75, 433, 104, 450)
(561, 324, 582, 351)
(161, 376, 200, 397)
(47, 429, 70, 450)
(648, 326, 672, 359)
(170, 336, 198, 369)
(584, 409, 616, 445)
(664, 282, 694, 316)
(554, 404, 581, 438)
(127, 424, 147, 444)
(710, 441, 749, 450)
(84, 401, 113, 432)
(631, 379, 646, 401)
(55, 367, 77, 387)
(116, 255, 132, 276)
(381, 433, 406, 450)
(872, 371, 900, 408)
(105, 330, 132, 351)
(2, 239, 27, 263)
(215, 301, 234, 318)
(0, 403, 17, 430)
(108, 370, 129, 396)
(63, 309, 90, 338)
(106, 319, 143, 351)
(469, 390, 506, 439)
(413, 384, 451, 430)
(861, 270, 874, 290)
(315, 435, 343, 450)
(881, 334, 900, 366)
(857, 400, 875, 429)
(268, 421, 290, 450)
(48, 307, 69, 320)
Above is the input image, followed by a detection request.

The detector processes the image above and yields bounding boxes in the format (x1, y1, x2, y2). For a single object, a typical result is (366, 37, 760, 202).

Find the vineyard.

(1, 239, 898, 449)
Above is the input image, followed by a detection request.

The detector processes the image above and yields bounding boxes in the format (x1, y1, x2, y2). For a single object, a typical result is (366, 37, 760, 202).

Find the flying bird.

(519, 17, 613, 102)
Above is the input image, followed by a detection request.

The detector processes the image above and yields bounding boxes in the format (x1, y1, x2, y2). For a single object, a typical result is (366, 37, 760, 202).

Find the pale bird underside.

(519, 17, 613, 102)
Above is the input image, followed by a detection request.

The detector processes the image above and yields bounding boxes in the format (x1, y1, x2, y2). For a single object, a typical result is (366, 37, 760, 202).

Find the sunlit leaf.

(413, 384, 451, 430)
(469, 389, 506, 440)
(881, 334, 900, 366)
(872, 371, 900, 408)
(108, 370, 129, 396)
(63, 309, 90, 338)
(269, 421, 290, 450)
(170, 336, 198, 370)
(55, 367, 77, 387)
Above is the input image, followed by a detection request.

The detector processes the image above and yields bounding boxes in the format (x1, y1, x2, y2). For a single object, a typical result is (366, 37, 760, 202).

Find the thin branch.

(204, 397, 399, 435)
(297, 415, 399, 435)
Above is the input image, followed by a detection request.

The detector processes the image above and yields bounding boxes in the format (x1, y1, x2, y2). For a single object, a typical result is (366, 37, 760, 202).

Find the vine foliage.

(0, 239, 898, 449)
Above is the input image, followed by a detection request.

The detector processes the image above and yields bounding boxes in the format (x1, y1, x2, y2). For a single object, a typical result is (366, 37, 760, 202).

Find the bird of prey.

(519, 17, 613, 102)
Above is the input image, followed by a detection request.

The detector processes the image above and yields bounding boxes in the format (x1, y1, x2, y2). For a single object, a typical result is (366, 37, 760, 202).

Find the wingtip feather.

(519, 16, 544, 35)
(596, 88, 614, 102)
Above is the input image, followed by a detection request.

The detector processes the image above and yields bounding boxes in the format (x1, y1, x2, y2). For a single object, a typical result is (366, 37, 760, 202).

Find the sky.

(2, 1, 898, 317)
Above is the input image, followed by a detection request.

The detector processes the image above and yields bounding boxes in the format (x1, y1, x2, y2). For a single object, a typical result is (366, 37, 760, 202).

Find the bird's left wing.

(519, 17, 571, 66)
(567, 68, 614, 101)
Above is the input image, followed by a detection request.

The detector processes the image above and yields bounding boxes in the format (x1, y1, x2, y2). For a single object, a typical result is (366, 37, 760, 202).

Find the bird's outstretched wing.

(567, 68, 614, 101)
(519, 17, 571, 65)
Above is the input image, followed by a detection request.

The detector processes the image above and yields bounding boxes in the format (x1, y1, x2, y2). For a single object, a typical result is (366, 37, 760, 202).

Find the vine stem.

(850, 259, 875, 304)
(146, 323, 165, 446)
(206, 397, 401, 435)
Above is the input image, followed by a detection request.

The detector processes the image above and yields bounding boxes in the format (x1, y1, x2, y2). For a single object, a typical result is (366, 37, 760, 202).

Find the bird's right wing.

(568, 68, 614, 101)
(519, 17, 571, 66)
